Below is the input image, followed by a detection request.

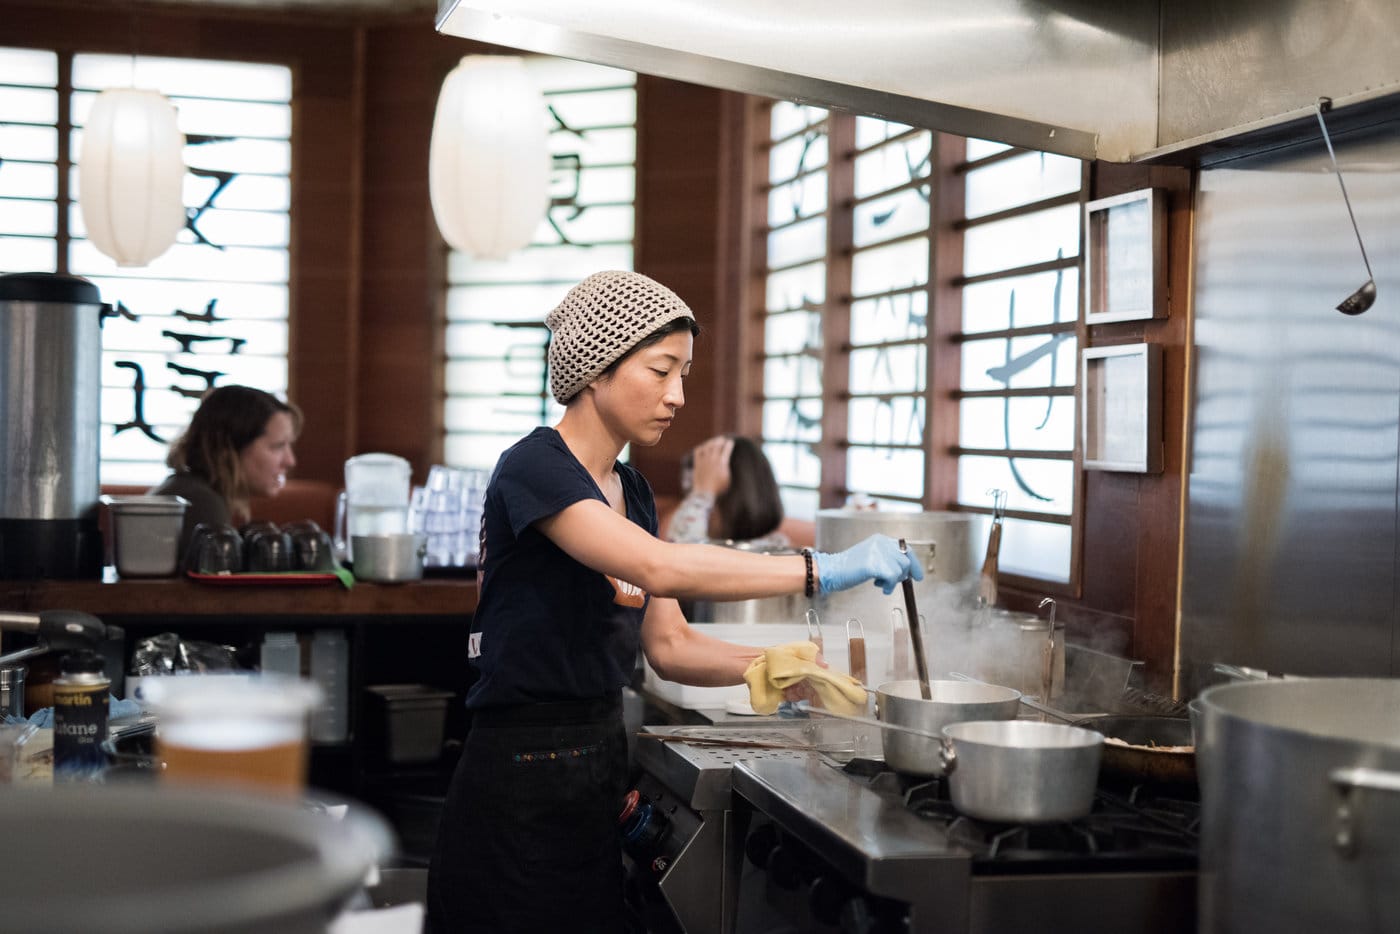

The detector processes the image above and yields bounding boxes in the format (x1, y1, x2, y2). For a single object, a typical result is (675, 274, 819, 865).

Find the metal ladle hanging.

(1316, 97, 1377, 315)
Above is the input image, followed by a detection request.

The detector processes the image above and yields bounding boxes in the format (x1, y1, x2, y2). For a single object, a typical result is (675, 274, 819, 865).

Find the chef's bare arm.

(536, 498, 806, 601)
(640, 595, 757, 686)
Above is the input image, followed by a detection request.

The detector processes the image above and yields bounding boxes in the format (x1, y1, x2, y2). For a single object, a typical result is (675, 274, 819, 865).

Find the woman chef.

(426, 270, 921, 933)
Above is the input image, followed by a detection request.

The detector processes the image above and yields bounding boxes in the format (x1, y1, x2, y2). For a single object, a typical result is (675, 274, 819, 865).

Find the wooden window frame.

(744, 104, 1085, 595)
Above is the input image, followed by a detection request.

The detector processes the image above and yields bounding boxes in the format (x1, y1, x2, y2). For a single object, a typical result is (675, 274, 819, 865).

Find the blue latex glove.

(814, 534, 925, 595)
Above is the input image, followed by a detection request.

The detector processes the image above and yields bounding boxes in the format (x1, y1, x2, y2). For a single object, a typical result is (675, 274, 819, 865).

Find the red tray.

(187, 571, 341, 586)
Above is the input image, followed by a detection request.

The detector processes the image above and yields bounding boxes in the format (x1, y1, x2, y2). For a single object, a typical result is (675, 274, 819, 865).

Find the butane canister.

(52, 650, 109, 782)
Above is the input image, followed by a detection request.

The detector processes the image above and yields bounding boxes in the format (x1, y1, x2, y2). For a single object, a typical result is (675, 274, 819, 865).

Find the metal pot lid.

(0, 271, 103, 305)
(1199, 676, 1400, 747)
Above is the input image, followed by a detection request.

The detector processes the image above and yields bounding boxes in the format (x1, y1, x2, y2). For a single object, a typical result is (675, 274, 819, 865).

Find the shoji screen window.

(758, 101, 829, 520)
(0, 47, 293, 486)
(845, 118, 933, 511)
(955, 140, 1083, 584)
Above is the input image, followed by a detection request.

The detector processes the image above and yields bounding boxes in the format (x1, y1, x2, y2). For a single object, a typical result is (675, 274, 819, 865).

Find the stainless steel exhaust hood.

(437, 0, 1400, 164)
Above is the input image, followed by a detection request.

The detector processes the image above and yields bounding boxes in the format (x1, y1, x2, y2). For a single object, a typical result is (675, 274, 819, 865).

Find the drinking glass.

(140, 674, 322, 798)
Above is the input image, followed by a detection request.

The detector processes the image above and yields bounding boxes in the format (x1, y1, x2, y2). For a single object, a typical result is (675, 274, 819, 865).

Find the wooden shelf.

(0, 576, 478, 620)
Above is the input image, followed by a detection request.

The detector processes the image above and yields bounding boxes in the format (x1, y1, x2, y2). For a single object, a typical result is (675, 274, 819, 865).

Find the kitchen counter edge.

(0, 576, 478, 618)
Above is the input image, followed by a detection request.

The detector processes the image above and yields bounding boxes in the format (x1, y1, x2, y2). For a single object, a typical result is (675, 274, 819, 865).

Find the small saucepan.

(940, 720, 1104, 822)
(877, 679, 1022, 777)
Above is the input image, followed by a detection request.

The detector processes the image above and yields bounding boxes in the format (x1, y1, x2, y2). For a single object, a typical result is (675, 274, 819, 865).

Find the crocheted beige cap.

(545, 270, 696, 404)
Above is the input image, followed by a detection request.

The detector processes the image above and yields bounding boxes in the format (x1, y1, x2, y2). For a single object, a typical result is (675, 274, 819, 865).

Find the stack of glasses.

(412, 465, 489, 568)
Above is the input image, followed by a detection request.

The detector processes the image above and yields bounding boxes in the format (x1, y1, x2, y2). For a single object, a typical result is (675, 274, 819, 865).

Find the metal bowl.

(0, 784, 392, 933)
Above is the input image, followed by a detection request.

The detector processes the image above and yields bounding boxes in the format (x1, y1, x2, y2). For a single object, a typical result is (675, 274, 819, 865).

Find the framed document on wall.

(1081, 342, 1162, 473)
(1083, 188, 1166, 324)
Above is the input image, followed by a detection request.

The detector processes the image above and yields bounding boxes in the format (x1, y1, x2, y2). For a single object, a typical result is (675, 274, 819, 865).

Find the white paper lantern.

(78, 88, 186, 268)
(429, 56, 551, 260)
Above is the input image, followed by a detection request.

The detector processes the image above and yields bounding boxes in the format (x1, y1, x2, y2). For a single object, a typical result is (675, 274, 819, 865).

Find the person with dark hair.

(669, 434, 787, 547)
(150, 384, 302, 558)
(426, 269, 922, 934)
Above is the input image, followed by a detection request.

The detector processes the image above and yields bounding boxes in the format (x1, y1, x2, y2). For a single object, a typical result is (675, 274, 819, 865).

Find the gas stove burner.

(840, 758, 954, 804)
(901, 776, 949, 812)
(839, 756, 887, 779)
(947, 815, 1101, 860)
(839, 758, 1199, 867)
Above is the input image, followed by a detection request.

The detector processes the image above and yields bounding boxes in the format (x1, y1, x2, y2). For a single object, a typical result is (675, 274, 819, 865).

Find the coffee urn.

(0, 272, 108, 579)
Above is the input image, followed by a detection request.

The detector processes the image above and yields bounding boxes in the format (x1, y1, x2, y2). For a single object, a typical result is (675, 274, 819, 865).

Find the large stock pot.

(1197, 677, 1400, 934)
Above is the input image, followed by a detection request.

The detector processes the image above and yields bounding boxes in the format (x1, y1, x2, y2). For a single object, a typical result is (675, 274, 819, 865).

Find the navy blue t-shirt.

(464, 427, 658, 708)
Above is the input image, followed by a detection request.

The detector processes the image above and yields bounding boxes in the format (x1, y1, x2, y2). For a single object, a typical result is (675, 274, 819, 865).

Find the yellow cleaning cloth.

(744, 640, 868, 716)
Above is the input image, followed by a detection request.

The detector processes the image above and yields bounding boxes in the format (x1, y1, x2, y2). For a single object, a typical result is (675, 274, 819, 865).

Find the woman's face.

(592, 330, 692, 447)
(240, 411, 298, 497)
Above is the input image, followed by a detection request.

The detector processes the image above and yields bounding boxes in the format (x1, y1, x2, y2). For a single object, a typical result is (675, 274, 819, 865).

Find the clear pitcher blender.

(336, 453, 411, 561)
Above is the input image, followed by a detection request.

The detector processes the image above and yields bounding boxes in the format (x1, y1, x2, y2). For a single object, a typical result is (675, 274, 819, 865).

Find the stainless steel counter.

(628, 719, 821, 934)
(634, 719, 817, 810)
(729, 755, 1198, 933)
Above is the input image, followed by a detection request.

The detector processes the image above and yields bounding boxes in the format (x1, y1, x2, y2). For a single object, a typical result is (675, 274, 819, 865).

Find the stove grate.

(841, 757, 1199, 870)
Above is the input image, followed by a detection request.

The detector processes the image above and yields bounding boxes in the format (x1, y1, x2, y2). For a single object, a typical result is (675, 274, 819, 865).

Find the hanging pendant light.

(78, 87, 187, 268)
(429, 55, 551, 260)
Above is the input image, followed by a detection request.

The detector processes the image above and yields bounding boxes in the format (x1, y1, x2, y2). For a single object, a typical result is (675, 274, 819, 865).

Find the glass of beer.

(140, 674, 323, 798)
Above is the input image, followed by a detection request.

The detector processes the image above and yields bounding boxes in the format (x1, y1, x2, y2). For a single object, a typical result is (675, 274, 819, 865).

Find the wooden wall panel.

(1003, 162, 1193, 693)
(352, 23, 481, 481)
(630, 77, 733, 498)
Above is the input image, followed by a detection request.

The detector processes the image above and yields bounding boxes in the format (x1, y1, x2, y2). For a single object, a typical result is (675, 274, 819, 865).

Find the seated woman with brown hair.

(149, 384, 302, 558)
(667, 434, 789, 548)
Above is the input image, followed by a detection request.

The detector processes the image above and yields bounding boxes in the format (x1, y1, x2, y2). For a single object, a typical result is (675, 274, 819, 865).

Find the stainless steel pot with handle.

(876, 679, 1021, 777)
(939, 719, 1103, 822)
(1197, 677, 1400, 934)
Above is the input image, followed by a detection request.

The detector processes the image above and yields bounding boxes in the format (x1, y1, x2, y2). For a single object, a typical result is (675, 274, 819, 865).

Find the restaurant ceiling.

(436, 0, 1400, 165)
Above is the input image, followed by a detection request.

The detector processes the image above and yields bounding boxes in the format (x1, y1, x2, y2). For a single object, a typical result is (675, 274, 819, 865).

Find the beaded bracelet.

(801, 548, 815, 598)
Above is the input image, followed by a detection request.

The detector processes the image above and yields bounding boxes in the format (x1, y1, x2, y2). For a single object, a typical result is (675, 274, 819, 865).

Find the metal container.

(814, 510, 989, 681)
(1197, 677, 1400, 934)
(366, 683, 454, 763)
(940, 719, 1104, 822)
(690, 542, 810, 624)
(876, 679, 1022, 777)
(0, 273, 108, 579)
(352, 533, 426, 583)
(101, 495, 189, 578)
(0, 664, 25, 719)
(968, 609, 1065, 700)
(698, 594, 808, 624)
